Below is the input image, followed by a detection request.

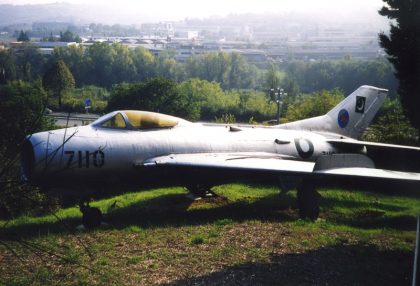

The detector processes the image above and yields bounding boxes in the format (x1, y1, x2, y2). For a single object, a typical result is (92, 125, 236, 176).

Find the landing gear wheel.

(79, 202, 103, 229)
(297, 182, 320, 220)
(186, 184, 213, 199)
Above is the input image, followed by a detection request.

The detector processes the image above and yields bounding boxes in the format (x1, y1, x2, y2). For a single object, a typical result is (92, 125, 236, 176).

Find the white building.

(33, 41, 79, 55)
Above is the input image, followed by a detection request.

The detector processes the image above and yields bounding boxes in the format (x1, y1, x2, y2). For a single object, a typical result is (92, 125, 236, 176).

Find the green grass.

(0, 184, 419, 285)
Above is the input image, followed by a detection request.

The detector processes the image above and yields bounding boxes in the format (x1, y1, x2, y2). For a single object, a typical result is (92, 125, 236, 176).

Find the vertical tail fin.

(325, 85, 388, 138)
(278, 86, 388, 139)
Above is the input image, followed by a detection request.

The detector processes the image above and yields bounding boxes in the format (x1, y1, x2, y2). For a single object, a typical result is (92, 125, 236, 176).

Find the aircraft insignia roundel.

(294, 138, 314, 159)
(337, 109, 349, 128)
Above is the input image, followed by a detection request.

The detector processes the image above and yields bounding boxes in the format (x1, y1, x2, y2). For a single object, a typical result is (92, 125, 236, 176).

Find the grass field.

(0, 184, 419, 285)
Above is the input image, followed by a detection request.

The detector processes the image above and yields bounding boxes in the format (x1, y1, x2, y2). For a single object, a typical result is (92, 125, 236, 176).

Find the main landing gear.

(185, 183, 214, 200)
(296, 181, 320, 220)
(79, 202, 103, 229)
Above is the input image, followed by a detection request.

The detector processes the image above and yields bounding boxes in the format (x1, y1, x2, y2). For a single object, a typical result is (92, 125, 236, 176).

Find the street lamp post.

(270, 87, 287, 124)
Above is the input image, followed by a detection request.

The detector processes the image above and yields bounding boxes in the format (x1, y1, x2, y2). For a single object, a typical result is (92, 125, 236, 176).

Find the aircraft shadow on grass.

(106, 192, 295, 228)
(0, 192, 295, 239)
(164, 244, 412, 286)
(1, 189, 417, 239)
(320, 195, 417, 230)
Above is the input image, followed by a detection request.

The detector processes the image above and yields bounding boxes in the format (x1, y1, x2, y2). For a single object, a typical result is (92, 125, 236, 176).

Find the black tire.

(186, 184, 211, 198)
(297, 182, 320, 220)
(82, 207, 103, 229)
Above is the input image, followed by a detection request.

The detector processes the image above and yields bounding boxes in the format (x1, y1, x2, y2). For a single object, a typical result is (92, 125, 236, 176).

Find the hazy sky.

(0, 0, 386, 20)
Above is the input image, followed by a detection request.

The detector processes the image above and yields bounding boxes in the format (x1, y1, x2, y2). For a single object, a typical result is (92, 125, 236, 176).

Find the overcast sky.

(0, 0, 386, 20)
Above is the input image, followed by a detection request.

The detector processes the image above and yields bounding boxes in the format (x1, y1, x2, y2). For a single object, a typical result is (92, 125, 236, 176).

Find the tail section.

(278, 86, 388, 139)
(325, 86, 388, 138)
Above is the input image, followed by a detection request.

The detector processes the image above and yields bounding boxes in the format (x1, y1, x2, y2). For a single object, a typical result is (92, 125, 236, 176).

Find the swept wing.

(141, 152, 420, 182)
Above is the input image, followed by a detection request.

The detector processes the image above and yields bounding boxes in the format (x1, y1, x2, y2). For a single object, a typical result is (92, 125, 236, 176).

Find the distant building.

(141, 22, 174, 38)
(238, 49, 266, 62)
(9, 41, 25, 49)
(175, 31, 199, 40)
(33, 41, 79, 55)
(33, 41, 78, 48)
(9, 41, 80, 55)
(170, 44, 206, 62)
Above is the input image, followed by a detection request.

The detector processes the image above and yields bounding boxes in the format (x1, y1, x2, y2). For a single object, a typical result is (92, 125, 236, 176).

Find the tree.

(15, 45, 47, 82)
(234, 90, 277, 122)
(0, 80, 55, 219)
(265, 63, 282, 91)
(278, 76, 300, 116)
(185, 51, 260, 89)
(155, 51, 183, 81)
(48, 32, 55, 42)
(0, 50, 16, 84)
(17, 30, 29, 42)
(85, 42, 114, 87)
(363, 98, 418, 145)
(52, 45, 86, 86)
(285, 89, 344, 122)
(281, 76, 300, 98)
(178, 78, 225, 120)
(284, 59, 397, 96)
(379, 0, 420, 132)
(111, 44, 136, 83)
(107, 78, 196, 120)
(60, 30, 82, 43)
(0, 80, 49, 161)
(131, 47, 155, 81)
(185, 52, 230, 88)
(42, 60, 75, 109)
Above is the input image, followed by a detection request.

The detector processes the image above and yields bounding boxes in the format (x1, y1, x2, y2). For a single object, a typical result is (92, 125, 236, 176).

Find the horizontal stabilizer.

(327, 138, 420, 152)
(327, 138, 420, 172)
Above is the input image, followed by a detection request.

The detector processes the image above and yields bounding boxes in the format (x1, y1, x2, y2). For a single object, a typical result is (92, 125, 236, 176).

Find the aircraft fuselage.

(22, 123, 340, 188)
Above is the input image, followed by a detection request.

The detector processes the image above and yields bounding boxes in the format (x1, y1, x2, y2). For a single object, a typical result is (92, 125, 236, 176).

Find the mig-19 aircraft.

(20, 85, 420, 227)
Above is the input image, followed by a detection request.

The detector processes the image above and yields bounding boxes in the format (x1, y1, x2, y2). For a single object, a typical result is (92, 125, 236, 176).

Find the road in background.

(48, 112, 100, 127)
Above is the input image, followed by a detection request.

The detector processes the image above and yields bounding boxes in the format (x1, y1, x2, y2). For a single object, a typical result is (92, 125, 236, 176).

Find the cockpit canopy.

(93, 110, 190, 130)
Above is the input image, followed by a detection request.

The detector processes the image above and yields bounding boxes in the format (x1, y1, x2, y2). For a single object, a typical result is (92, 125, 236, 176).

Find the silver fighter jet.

(20, 86, 420, 227)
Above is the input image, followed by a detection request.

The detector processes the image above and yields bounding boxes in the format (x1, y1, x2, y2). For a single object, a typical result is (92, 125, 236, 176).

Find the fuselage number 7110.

(65, 150, 105, 168)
